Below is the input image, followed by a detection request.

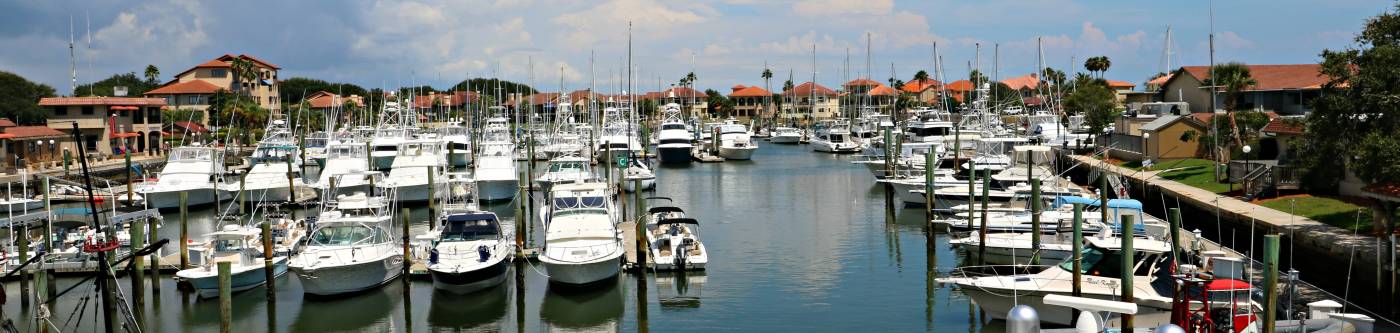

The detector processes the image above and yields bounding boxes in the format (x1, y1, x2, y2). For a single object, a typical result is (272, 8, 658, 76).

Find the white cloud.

(792, 0, 892, 17)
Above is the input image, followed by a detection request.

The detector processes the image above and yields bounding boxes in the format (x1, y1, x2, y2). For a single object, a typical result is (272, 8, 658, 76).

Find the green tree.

(451, 78, 536, 102)
(144, 65, 160, 85)
(279, 77, 368, 104)
(969, 70, 988, 86)
(0, 71, 55, 124)
(782, 79, 794, 92)
(74, 72, 157, 97)
(1296, 4, 1400, 232)
(1203, 62, 1257, 148)
(1063, 80, 1117, 134)
(913, 70, 931, 83)
(703, 89, 731, 118)
(1083, 56, 1111, 78)
(1042, 67, 1067, 87)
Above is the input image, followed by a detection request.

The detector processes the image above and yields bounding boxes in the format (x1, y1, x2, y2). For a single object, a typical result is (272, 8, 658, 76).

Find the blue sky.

(0, 0, 1387, 95)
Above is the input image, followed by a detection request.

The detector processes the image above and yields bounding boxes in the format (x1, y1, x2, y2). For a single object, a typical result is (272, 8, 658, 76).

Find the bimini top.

(1051, 196, 1142, 210)
(446, 212, 499, 223)
(648, 206, 685, 215)
(657, 218, 698, 225)
(1104, 199, 1143, 210)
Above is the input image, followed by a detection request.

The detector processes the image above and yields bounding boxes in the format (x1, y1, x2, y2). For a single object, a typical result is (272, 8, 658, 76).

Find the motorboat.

(311, 142, 371, 198)
(139, 145, 230, 209)
(304, 131, 330, 166)
(655, 103, 694, 164)
(622, 160, 656, 192)
(877, 169, 962, 206)
(810, 120, 861, 154)
(535, 155, 593, 190)
(369, 102, 411, 171)
(426, 210, 513, 294)
(475, 117, 518, 202)
(439, 122, 472, 167)
(644, 206, 707, 271)
(232, 120, 304, 203)
(715, 122, 757, 160)
(537, 181, 623, 285)
(767, 127, 802, 144)
(378, 139, 447, 202)
(176, 224, 289, 298)
(289, 185, 403, 296)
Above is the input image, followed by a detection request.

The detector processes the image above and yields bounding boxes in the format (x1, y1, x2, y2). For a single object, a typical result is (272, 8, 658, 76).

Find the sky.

(0, 0, 1388, 96)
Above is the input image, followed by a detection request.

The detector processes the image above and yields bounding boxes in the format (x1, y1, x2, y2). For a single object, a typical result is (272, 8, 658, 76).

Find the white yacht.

(538, 181, 623, 285)
(595, 107, 644, 164)
(767, 127, 803, 144)
(312, 142, 371, 198)
(304, 131, 330, 167)
(176, 224, 289, 298)
(475, 117, 518, 202)
(426, 209, 513, 294)
(379, 139, 448, 202)
(655, 103, 694, 164)
(534, 155, 593, 190)
(289, 183, 403, 296)
(439, 122, 472, 167)
(231, 121, 304, 204)
(644, 206, 707, 271)
(810, 120, 861, 154)
(368, 101, 412, 171)
(138, 145, 230, 209)
(715, 122, 757, 160)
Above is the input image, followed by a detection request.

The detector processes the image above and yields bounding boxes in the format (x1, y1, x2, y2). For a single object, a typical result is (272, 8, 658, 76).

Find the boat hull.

(178, 257, 288, 298)
(541, 255, 621, 285)
(478, 179, 519, 202)
(718, 146, 756, 160)
(384, 183, 444, 202)
(768, 135, 801, 144)
(146, 188, 224, 209)
(621, 178, 656, 192)
(429, 258, 511, 295)
(240, 186, 292, 203)
(956, 287, 1170, 326)
(292, 254, 404, 296)
(657, 146, 692, 164)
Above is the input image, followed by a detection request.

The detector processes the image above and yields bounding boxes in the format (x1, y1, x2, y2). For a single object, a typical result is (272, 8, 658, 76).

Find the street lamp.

(1142, 132, 1151, 164)
(1242, 145, 1253, 195)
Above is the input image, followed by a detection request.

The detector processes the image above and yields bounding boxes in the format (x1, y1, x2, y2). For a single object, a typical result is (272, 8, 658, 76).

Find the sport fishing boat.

(715, 121, 757, 160)
(289, 183, 403, 296)
(378, 139, 447, 202)
(535, 155, 593, 190)
(232, 119, 304, 203)
(538, 181, 623, 285)
(439, 122, 472, 167)
(176, 224, 289, 298)
(475, 116, 518, 202)
(810, 120, 861, 154)
(655, 103, 694, 164)
(311, 142, 371, 198)
(368, 101, 412, 171)
(139, 145, 230, 209)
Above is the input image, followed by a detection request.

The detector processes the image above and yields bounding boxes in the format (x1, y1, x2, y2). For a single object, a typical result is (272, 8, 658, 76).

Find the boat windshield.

(212, 238, 245, 252)
(829, 134, 846, 143)
(1058, 246, 1158, 278)
(719, 124, 747, 134)
(309, 225, 387, 246)
(549, 161, 587, 173)
(170, 148, 213, 161)
(553, 196, 606, 209)
(661, 124, 686, 130)
(441, 220, 499, 242)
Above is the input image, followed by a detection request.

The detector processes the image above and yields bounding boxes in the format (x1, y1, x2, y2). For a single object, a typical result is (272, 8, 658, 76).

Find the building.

(642, 87, 707, 117)
(305, 91, 365, 113)
(1139, 115, 1208, 161)
(1159, 64, 1327, 115)
(36, 96, 166, 159)
(0, 119, 72, 172)
(144, 54, 282, 123)
(944, 80, 974, 103)
(1000, 74, 1040, 98)
(842, 79, 896, 112)
(780, 82, 839, 122)
(1105, 80, 1137, 103)
(899, 79, 942, 104)
(727, 85, 774, 121)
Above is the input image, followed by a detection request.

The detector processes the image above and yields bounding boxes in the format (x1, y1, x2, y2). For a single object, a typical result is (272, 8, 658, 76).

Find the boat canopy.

(648, 206, 685, 215)
(1052, 196, 1099, 207)
(657, 218, 698, 225)
(446, 213, 498, 223)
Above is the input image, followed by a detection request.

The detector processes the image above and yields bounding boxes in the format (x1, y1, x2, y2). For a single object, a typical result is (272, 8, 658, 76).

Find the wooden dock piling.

(218, 261, 231, 333)
(180, 192, 189, 269)
(979, 172, 990, 265)
(1030, 179, 1042, 265)
(1120, 214, 1135, 331)
(1264, 234, 1280, 333)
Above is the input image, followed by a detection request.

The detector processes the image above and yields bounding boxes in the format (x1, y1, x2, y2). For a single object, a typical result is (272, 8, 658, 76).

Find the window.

(211, 69, 227, 77)
(185, 95, 206, 105)
(53, 106, 67, 115)
(149, 110, 161, 123)
(81, 106, 94, 115)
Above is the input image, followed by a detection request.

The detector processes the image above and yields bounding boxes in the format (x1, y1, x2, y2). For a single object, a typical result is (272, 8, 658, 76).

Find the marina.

(0, 2, 1396, 332)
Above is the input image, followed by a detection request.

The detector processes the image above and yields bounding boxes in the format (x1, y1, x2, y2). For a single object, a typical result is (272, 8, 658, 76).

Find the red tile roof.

(3, 126, 66, 139)
(412, 91, 474, 108)
(194, 59, 231, 68)
(1261, 117, 1304, 135)
(1176, 64, 1328, 91)
(145, 80, 222, 95)
(945, 80, 974, 91)
(1000, 74, 1039, 90)
(1105, 80, 1136, 88)
(1147, 73, 1172, 86)
(1189, 113, 1217, 124)
(217, 54, 281, 70)
(728, 85, 772, 98)
(900, 79, 941, 93)
(867, 84, 897, 96)
(38, 97, 167, 106)
(843, 78, 881, 87)
(784, 82, 838, 96)
(0, 119, 15, 127)
(173, 121, 209, 133)
(305, 91, 366, 109)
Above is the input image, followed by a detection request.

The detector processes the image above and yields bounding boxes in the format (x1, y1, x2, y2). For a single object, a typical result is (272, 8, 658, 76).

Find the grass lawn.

(1257, 195, 1376, 232)
(1150, 159, 1233, 194)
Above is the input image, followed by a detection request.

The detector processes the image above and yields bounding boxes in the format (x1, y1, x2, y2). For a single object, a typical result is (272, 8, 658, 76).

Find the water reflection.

(655, 272, 704, 309)
(428, 282, 508, 330)
(540, 277, 623, 332)
(290, 280, 401, 332)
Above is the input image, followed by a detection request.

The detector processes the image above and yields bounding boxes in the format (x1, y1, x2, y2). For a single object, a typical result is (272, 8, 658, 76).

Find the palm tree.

(913, 70, 930, 83)
(761, 68, 773, 120)
(143, 65, 160, 85)
(1098, 56, 1112, 78)
(1206, 62, 1257, 147)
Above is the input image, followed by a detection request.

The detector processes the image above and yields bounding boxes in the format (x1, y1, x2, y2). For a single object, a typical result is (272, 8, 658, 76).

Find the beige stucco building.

(145, 54, 282, 123)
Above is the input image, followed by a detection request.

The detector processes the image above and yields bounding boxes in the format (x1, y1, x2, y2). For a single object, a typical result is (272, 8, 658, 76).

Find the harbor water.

(0, 143, 1006, 332)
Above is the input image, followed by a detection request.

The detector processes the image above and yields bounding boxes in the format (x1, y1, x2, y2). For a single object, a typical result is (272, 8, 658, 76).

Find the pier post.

(218, 261, 232, 333)
(1071, 203, 1084, 321)
(924, 151, 934, 223)
(130, 218, 145, 322)
(18, 222, 28, 309)
(1099, 175, 1109, 227)
(979, 173, 990, 265)
(516, 170, 526, 253)
(262, 216, 276, 305)
(400, 207, 411, 278)
(180, 191, 189, 269)
(365, 141, 373, 171)
(1168, 208, 1183, 267)
(125, 150, 134, 205)
(1264, 234, 1280, 333)
(883, 128, 895, 223)
(149, 214, 161, 296)
(1120, 214, 1135, 331)
(427, 167, 436, 231)
(239, 175, 246, 215)
(286, 153, 296, 203)
(634, 178, 646, 270)
(1030, 179, 1042, 265)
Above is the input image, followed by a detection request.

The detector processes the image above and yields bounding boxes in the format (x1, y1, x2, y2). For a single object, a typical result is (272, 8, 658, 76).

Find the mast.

(810, 43, 817, 124)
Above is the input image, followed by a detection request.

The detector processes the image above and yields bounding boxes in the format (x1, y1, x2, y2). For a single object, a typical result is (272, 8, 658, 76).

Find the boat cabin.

(440, 213, 502, 242)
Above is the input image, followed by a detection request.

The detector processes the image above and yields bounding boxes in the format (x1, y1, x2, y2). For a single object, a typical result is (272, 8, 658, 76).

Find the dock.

(690, 149, 724, 163)
(619, 221, 648, 270)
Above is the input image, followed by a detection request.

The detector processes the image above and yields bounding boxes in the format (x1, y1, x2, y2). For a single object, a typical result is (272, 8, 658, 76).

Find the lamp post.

(1142, 132, 1151, 164)
(1242, 145, 1253, 195)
